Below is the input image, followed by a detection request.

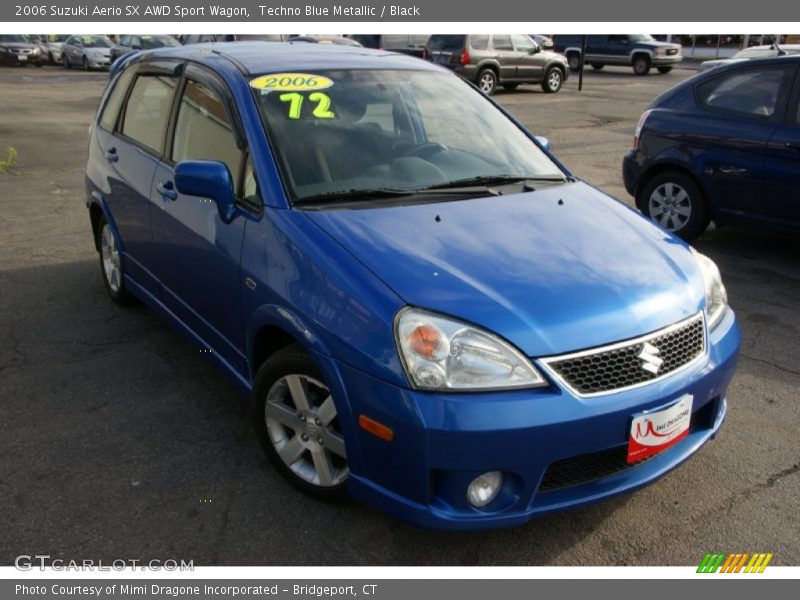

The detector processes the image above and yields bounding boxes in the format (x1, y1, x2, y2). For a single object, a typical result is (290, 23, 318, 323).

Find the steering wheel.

(407, 141, 448, 159)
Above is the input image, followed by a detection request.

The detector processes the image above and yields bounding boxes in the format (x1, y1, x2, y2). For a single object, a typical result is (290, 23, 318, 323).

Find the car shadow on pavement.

(0, 258, 634, 567)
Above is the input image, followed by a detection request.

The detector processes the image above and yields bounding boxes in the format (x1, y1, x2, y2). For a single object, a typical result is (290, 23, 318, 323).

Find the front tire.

(638, 171, 708, 241)
(541, 67, 563, 93)
(253, 344, 349, 499)
(97, 215, 134, 304)
(633, 54, 651, 75)
(63, 55, 71, 68)
(591, 63, 605, 70)
(82, 56, 89, 71)
(657, 66, 673, 74)
(476, 68, 497, 95)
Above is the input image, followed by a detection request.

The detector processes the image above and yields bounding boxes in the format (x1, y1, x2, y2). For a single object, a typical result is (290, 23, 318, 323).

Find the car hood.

(305, 182, 704, 358)
(87, 47, 112, 55)
(0, 43, 36, 50)
(646, 41, 682, 50)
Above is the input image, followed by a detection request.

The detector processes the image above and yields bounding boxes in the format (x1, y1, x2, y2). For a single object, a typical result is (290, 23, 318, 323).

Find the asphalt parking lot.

(1, 64, 798, 566)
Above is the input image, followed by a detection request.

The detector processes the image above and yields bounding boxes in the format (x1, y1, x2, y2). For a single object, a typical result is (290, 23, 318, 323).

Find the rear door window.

(492, 35, 513, 51)
(120, 74, 177, 153)
(697, 67, 793, 119)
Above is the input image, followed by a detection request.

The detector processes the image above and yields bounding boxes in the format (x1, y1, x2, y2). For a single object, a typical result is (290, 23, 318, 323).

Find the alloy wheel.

(100, 224, 121, 293)
(265, 374, 348, 488)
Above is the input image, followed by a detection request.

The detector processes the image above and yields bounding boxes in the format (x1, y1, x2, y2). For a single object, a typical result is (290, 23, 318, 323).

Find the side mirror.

(534, 136, 551, 151)
(530, 45, 541, 54)
(175, 160, 237, 223)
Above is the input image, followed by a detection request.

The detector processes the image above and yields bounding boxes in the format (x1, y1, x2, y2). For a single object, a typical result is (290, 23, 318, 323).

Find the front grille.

(538, 399, 717, 493)
(542, 313, 705, 396)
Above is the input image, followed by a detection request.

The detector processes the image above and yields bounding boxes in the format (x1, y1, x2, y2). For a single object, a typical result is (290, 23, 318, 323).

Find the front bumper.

(328, 309, 740, 530)
(87, 55, 111, 69)
(651, 54, 683, 66)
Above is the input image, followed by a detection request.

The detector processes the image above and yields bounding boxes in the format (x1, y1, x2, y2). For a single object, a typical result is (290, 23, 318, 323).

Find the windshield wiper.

(294, 188, 415, 205)
(420, 174, 569, 191)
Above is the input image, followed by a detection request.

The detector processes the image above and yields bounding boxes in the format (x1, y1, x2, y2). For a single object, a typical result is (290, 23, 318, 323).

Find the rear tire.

(541, 67, 564, 93)
(476, 68, 497, 95)
(96, 215, 134, 304)
(253, 344, 349, 499)
(637, 171, 708, 241)
(63, 55, 71, 69)
(567, 52, 581, 71)
(657, 66, 673, 74)
(633, 54, 651, 75)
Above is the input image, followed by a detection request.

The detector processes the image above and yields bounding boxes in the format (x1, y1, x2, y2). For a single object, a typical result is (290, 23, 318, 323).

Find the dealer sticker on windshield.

(627, 394, 693, 463)
(249, 73, 334, 93)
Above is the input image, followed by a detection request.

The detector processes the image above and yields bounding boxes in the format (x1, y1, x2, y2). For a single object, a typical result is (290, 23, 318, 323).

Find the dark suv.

(424, 34, 569, 94)
(348, 34, 430, 57)
(554, 34, 682, 75)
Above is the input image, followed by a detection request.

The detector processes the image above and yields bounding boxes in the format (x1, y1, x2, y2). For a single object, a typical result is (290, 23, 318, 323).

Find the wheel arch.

(633, 161, 709, 212)
(246, 305, 333, 382)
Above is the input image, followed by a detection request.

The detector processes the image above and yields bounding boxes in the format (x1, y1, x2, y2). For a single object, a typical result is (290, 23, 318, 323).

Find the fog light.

(467, 471, 503, 507)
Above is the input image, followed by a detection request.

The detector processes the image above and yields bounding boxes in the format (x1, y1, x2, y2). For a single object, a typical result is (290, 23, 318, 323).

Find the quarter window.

(121, 75, 177, 153)
(697, 68, 790, 118)
(171, 79, 243, 188)
(470, 35, 489, 50)
(99, 67, 134, 131)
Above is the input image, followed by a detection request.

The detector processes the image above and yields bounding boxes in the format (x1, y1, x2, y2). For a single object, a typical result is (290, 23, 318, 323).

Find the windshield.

(80, 35, 112, 48)
(47, 35, 70, 42)
(733, 47, 778, 59)
(0, 35, 30, 44)
(255, 69, 564, 204)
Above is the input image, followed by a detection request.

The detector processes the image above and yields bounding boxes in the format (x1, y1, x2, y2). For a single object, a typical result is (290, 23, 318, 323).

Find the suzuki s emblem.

(638, 342, 664, 374)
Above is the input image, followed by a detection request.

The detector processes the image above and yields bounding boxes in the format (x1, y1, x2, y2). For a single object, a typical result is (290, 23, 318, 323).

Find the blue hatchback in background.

(85, 42, 740, 529)
(624, 56, 800, 240)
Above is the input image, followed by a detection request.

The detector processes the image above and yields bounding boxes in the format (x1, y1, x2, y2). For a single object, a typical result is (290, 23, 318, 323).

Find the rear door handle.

(105, 147, 118, 163)
(156, 180, 177, 201)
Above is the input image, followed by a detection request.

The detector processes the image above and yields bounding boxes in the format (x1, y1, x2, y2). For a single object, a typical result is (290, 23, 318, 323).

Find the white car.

(697, 44, 800, 72)
(62, 35, 114, 70)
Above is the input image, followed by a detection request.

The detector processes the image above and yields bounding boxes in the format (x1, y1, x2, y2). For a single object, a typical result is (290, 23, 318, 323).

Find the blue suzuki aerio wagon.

(86, 42, 740, 529)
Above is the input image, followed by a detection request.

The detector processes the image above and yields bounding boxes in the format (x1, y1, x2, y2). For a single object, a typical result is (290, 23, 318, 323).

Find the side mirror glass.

(530, 45, 541, 54)
(175, 160, 237, 223)
(534, 136, 551, 151)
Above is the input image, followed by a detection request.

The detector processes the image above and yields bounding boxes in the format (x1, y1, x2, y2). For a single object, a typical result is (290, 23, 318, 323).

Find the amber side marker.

(359, 415, 394, 441)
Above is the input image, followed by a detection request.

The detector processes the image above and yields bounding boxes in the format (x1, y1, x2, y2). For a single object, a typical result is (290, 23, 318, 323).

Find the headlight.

(395, 308, 547, 391)
(691, 249, 728, 329)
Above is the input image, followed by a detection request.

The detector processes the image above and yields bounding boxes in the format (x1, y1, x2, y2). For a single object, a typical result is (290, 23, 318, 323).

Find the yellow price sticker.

(250, 73, 334, 93)
(279, 92, 335, 120)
